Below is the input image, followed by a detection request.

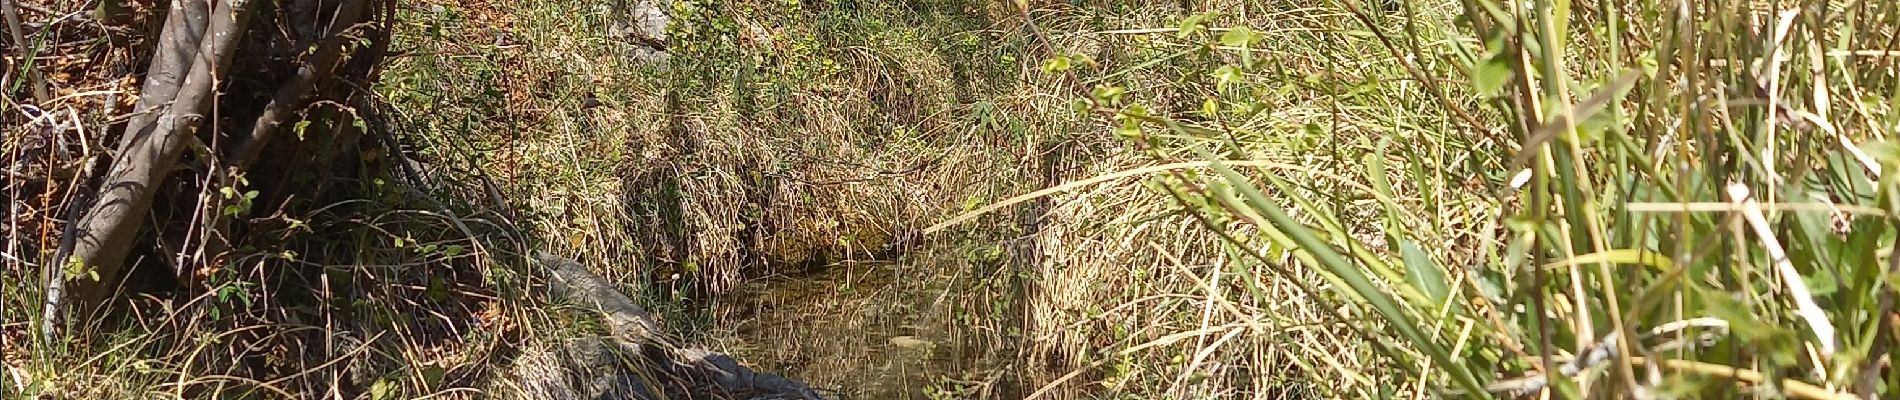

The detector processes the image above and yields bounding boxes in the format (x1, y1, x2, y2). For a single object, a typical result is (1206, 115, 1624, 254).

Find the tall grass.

(1056, 0, 1900, 397)
(11, 0, 1896, 398)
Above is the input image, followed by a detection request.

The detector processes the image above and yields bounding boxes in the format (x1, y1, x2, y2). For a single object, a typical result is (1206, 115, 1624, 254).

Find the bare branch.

(43, 0, 213, 342)
(230, 0, 372, 168)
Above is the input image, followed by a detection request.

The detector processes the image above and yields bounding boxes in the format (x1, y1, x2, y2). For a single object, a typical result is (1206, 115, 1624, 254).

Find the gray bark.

(62, 0, 257, 310)
(42, 0, 213, 340)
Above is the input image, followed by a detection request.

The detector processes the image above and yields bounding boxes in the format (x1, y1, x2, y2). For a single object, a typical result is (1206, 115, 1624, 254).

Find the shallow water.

(713, 261, 958, 399)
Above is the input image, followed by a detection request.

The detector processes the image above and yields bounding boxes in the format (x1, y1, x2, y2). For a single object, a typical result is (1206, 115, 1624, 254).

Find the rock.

(888, 336, 935, 351)
(610, 0, 670, 62)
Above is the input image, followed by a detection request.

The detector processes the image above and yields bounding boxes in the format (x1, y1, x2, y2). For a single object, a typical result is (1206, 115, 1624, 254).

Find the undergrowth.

(8, 0, 1899, 399)
(1054, 0, 1900, 398)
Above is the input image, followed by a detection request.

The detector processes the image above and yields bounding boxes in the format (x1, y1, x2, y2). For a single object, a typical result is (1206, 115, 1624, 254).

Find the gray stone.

(609, 0, 669, 62)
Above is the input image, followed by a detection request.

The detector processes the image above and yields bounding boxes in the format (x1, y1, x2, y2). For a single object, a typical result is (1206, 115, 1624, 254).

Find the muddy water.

(712, 261, 960, 399)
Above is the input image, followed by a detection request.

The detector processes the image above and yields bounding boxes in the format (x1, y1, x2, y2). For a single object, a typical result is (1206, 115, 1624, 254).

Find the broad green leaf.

(1473, 52, 1512, 97)
(1091, 85, 1126, 105)
(1220, 27, 1260, 47)
(1861, 140, 1900, 166)
(1400, 241, 1449, 307)
(1214, 65, 1244, 88)
(1042, 55, 1072, 73)
(421, 366, 445, 388)
(1178, 13, 1210, 38)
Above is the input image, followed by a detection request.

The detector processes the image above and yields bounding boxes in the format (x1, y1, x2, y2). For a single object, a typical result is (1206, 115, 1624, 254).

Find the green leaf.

(1178, 12, 1211, 38)
(1219, 26, 1261, 47)
(1069, 99, 1092, 114)
(1203, 153, 1492, 398)
(1113, 117, 1142, 137)
(1213, 65, 1244, 88)
(1473, 52, 1513, 97)
(1862, 140, 1900, 166)
(1697, 286, 1801, 367)
(370, 377, 397, 400)
(1808, 269, 1840, 296)
(1400, 241, 1449, 307)
(1042, 55, 1072, 73)
(1091, 85, 1126, 105)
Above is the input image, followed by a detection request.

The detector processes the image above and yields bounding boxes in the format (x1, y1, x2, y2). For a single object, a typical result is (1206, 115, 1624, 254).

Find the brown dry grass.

(5, 0, 1454, 398)
(483, 0, 1378, 398)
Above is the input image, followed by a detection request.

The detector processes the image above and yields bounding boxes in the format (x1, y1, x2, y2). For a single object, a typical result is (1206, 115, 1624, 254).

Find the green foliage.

(1056, 0, 1900, 397)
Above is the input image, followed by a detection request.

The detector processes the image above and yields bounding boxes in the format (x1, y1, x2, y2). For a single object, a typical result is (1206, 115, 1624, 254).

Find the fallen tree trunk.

(518, 252, 827, 400)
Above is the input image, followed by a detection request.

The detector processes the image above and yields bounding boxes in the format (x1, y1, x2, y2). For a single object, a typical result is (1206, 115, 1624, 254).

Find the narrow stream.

(712, 261, 960, 399)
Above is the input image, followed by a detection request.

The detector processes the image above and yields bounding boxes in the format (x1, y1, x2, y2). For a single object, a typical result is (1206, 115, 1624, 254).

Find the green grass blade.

(1205, 158, 1491, 398)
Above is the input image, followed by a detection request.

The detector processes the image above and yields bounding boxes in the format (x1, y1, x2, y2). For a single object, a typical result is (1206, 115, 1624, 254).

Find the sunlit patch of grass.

(1043, 0, 1900, 398)
(424, 0, 1056, 396)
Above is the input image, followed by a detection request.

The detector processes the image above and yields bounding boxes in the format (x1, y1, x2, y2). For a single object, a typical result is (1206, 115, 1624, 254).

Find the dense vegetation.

(5, 0, 1899, 399)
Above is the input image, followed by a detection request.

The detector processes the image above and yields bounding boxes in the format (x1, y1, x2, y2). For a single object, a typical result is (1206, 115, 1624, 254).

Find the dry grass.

(399, 0, 1417, 398)
(25, 0, 1814, 397)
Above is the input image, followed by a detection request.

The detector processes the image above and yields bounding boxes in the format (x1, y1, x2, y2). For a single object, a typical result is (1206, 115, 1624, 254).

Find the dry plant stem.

(1025, 322, 1263, 400)
(1337, 0, 1490, 143)
(65, 0, 257, 310)
(926, 160, 1328, 234)
(1529, 0, 1639, 391)
(1632, 357, 1856, 400)
(1760, 8, 1801, 194)
(1, 0, 48, 102)
(1727, 183, 1837, 355)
